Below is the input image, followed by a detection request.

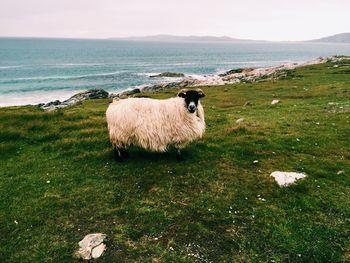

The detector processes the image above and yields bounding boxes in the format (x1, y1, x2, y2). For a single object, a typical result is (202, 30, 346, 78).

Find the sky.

(0, 0, 349, 41)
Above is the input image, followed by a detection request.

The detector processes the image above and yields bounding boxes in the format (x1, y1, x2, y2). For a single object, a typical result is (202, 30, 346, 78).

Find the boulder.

(243, 101, 252, 107)
(150, 72, 185, 78)
(219, 68, 254, 77)
(112, 88, 141, 98)
(270, 171, 307, 187)
(271, 99, 280, 105)
(64, 89, 109, 104)
(141, 78, 197, 92)
(236, 118, 244, 124)
(41, 89, 109, 111)
(44, 100, 61, 107)
(41, 100, 64, 111)
(76, 233, 107, 260)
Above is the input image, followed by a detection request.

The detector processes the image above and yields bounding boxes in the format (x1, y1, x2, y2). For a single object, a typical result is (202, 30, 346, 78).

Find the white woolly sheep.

(106, 89, 205, 161)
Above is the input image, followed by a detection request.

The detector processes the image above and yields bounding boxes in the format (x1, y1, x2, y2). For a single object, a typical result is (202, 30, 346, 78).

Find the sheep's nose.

(188, 104, 196, 113)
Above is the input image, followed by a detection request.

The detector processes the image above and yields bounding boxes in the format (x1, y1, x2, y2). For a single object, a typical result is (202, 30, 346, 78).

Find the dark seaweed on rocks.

(41, 89, 109, 111)
(219, 68, 254, 77)
(150, 72, 185, 78)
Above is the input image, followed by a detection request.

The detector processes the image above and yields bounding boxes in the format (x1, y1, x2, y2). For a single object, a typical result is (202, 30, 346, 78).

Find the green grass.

(0, 60, 349, 262)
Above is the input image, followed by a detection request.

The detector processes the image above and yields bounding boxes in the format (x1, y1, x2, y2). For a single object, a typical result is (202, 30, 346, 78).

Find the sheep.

(106, 88, 205, 161)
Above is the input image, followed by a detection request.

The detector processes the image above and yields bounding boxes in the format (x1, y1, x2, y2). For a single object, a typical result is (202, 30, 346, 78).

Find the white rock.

(76, 233, 107, 260)
(271, 99, 280, 105)
(91, 243, 106, 259)
(270, 171, 307, 187)
(236, 118, 244, 124)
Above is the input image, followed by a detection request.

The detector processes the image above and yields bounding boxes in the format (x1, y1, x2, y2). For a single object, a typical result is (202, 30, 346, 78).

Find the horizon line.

(0, 32, 348, 42)
(0, 35, 308, 42)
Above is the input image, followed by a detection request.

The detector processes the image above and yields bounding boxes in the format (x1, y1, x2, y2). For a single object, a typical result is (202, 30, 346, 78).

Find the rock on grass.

(76, 233, 107, 260)
(270, 171, 307, 187)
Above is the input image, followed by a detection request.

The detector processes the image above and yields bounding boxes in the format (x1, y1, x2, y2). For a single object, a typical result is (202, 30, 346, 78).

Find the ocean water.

(0, 37, 349, 106)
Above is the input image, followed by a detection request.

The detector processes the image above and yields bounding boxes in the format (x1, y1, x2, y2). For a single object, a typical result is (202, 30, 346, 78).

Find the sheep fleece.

(106, 97, 205, 152)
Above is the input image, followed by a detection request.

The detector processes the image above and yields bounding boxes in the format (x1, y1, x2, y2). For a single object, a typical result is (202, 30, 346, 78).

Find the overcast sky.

(0, 0, 349, 41)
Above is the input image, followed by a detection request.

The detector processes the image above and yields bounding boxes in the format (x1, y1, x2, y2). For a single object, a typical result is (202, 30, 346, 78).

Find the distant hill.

(111, 34, 264, 43)
(309, 33, 350, 43)
(110, 33, 350, 43)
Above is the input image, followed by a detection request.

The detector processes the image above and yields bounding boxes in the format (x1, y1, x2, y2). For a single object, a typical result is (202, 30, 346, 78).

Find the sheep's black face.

(178, 89, 205, 113)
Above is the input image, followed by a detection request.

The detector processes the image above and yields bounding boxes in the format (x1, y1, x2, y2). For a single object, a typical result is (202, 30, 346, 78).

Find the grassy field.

(0, 59, 349, 262)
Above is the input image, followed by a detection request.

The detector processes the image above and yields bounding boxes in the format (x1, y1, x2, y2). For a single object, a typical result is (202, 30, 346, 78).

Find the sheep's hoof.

(114, 148, 125, 162)
(176, 155, 184, 161)
(115, 156, 124, 162)
(176, 150, 184, 161)
(121, 149, 129, 158)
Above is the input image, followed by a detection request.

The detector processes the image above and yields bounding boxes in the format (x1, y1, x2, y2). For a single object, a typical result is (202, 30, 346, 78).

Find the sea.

(0, 37, 349, 106)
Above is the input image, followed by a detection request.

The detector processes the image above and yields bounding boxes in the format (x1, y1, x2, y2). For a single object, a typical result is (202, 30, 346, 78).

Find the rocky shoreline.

(39, 56, 346, 111)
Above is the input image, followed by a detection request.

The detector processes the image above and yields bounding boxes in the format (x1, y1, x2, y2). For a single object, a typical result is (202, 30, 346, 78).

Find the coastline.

(138, 56, 345, 91)
(1, 55, 347, 110)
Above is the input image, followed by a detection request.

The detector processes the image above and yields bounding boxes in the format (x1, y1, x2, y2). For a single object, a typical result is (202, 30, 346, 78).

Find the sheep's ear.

(196, 89, 205, 98)
(177, 89, 187, 98)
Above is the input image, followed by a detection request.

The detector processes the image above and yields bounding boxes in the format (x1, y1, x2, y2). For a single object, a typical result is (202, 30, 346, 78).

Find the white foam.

(220, 60, 296, 65)
(160, 62, 196, 66)
(1, 71, 123, 82)
(0, 65, 23, 69)
(135, 72, 161, 77)
(45, 63, 106, 67)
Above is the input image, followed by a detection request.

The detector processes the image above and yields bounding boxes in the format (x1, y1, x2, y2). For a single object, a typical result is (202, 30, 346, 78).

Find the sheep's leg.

(114, 147, 124, 162)
(120, 149, 129, 158)
(176, 148, 183, 161)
